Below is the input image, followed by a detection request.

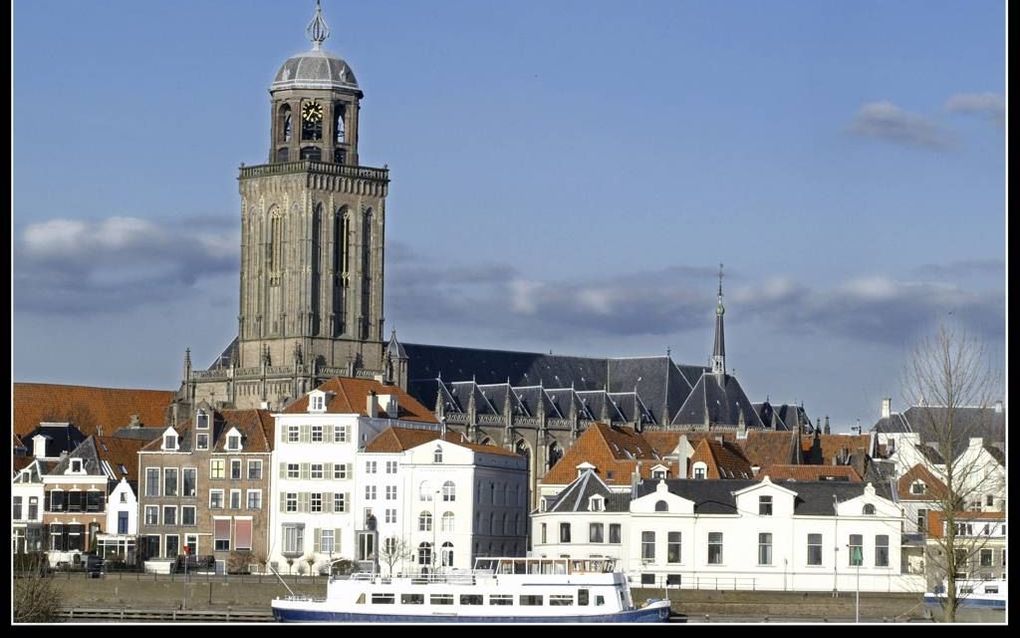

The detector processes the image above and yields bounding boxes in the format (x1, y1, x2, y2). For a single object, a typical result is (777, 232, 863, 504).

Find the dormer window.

(589, 496, 605, 512)
(692, 462, 707, 480)
(911, 480, 926, 495)
(70, 459, 83, 473)
(197, 410, 209, 429)
(434, 446, 443, 464)
(652, 465, 669, 480)
(309, 391, 327, 413)
(759, 495, 773, 516)
(863, 504, 876, 515)
(161, 427, 180, 451)
(227, 434, 242, 451)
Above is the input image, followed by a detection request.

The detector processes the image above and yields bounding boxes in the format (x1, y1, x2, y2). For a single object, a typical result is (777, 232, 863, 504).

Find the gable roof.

(21, 423, 88, 458)
(760, 464, 862, 482)
(363, 426, 519, 458)
(93, 436, 148, 483)
(897, 463, 948, 501)
(689, 438, 753, 479)
(545, 470, 628, 513)
(13, 383, 174, 438)
(738, 430, 801, 468)
(873, 406, 1005, 458)
(634, 479, 891, 515)
(800, 434, 872, 465)
(542, 423, 676, 487)
(670, 373, 764, 428)
(140, 409, 275, 453)
(284, 377, 436, 423)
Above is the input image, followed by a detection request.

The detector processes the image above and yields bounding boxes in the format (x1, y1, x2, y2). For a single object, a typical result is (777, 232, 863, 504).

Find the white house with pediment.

(533, 471, 923, 593)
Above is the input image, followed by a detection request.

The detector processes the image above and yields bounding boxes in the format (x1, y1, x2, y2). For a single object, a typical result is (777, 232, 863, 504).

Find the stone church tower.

(176, 3, 402, 416)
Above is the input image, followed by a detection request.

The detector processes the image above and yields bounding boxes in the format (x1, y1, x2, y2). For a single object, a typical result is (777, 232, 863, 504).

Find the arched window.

(277, 147, 289, 162)
(360, 209, 373, 339)
(499, 513, 506, 535)
(441, 511, 455, 532)
(548, 441, 563, 469)
(300, 146, 321, 161)
(655, 500, 669, 512)
(280, 104, 292, 142)
(434, 446, 444, 464)
(489, 512, 495, 535)
(196, 410, 209, 429)
(417, 542, 432, 568)
(692, 462, 707, 480)
(418, 511, 432, 532)
(333, 148, 346, 165)
(419, 481, 433, 501)
(441, 542, 454, 567)
(442, 481, 455, 502)
(863, 504, 876, 515)
(504, 484, 512, 505)
(515, 513, 521, 535)
(504, 514, 512, 535)
(334, 104, 345, 143)
(516, 484, 522, 506)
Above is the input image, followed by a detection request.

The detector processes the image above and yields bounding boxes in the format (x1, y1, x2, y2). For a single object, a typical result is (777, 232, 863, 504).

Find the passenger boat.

(271, 557, 672, 623)
(922, 579, 1007, 609)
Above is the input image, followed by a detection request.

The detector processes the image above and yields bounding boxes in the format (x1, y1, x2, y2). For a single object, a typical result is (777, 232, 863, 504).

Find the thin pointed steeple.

(306, 0, 330, 50)
(711, 263, 726, 375)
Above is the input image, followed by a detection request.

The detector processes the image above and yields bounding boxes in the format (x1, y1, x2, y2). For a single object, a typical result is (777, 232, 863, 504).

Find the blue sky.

(13, 0, 1005, 431)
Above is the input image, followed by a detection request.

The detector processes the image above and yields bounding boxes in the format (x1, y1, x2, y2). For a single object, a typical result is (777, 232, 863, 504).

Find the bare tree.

(902, 321, 1003, 622)
(378, 537, 414, 576)
(14, 554, 62, 623)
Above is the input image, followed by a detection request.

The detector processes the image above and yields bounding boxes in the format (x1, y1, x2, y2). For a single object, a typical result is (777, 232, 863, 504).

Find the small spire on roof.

(306, 0, 330, 50)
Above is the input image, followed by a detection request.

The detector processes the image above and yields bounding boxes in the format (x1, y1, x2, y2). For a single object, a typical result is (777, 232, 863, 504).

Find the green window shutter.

(279, 493, 286, 512)
(300, 426, 310, 443)
(324, 463, 333, 478)
(300, 463, 310, 480)
(334, 529, 342, 554)
(313, 528, 321, 553)
(323, 427, 333, 444)
(344, 492, 350, 513)
(324, 492, 333, 512)
(279, 463, 287, 479)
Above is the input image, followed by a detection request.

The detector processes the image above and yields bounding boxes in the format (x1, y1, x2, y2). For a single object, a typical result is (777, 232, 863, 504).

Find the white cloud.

(849, 101, 954, 150)
(946, 92, 1005, 127)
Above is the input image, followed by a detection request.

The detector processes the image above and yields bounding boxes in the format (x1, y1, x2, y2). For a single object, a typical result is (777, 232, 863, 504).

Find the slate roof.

(20, 423, 88, 459)
(364, 426, 519, 458)
(284, 377, 437, 423)
(50, 437, 102, 476)
(915, 444, 945, 465)
(404, 344, 704, 427)
(13, 383, 174, 437)
(671, 373, 764, 429)
(871, 413, 911, 434)
(545, 470, 629, 513)
(870, 406, 1005, 458)
(984, 444, 1005, 467)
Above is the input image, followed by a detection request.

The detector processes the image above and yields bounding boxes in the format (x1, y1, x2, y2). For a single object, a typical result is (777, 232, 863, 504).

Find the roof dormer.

(68, 457, 86, 475)
(224, 426, 244, 452)
(576, 461, 596, 478)
(161, 426, 181, 452)
(651, 464, 669, 479)
(589, 495, 605, 512)
(308, 389, 329, 413)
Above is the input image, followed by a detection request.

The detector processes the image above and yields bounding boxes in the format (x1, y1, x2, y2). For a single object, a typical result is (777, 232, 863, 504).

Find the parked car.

(82, 553, 104, 578)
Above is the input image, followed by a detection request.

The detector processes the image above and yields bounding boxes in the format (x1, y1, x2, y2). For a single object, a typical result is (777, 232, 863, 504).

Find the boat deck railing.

(336, 557, 619, 586)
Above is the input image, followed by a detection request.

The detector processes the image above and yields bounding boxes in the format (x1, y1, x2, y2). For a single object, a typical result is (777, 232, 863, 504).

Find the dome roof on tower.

(272, 49, 359, 92)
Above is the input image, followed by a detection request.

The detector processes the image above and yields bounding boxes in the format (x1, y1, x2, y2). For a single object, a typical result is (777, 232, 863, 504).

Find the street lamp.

(847, 544, 862, 622)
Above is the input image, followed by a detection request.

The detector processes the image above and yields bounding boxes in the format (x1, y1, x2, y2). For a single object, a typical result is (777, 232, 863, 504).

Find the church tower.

(237, 1, 389, 385)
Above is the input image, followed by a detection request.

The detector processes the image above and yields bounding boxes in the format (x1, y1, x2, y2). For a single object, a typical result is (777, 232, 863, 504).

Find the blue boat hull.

(922, 595, 1005, 610)
(272, 603, 672, 623)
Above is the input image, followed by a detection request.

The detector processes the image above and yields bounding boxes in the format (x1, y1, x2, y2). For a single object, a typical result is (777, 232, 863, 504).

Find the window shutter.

(313, 528, 321, 553)
(324, 492, 333, 512)
(323, 426, 333, 443)
(299, 493, 310, 513)
(324, 463, 333, 478)
(334, 529, 342, 554)
(279, 493, 287, 512)
(300, 463, 310, 480)
(279, 463, 287, 479)
(300, 426, 310, 443)
(345, 493, 350, 513)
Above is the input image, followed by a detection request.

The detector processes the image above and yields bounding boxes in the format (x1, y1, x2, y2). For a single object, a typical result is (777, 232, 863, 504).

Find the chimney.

(994, 400, 1003, 414)
(259, 401, 270, 410)
(128, 414, 141, 428)
(881, 398, 891, 418)
(630, 463, 641, 499)
(366, 391, 378, 419)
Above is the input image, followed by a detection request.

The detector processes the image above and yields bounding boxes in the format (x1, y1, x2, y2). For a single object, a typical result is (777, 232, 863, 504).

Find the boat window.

(431, 594, 454, 606)
(371, 594, 396, 604)
(490, 595, 513, 606)
(549, 595, 573, 606)
(985, 586, 998, 594)
(960, 587, 973, 594)
(401, 593, 424, 605)
(595, 595, 605, 606)
(577, 589, 589, 606)
(356, 593, 366, 605)
(461, 594, 483, 605)
(519, 595, 544, 606)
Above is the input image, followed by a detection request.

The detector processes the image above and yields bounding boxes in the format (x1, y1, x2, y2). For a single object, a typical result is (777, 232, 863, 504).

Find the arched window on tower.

(267, 209, 282, 275)
(300, 146, 322, 161)
(360, 209, 373, 339)
(280, 104, 292, 143)
(334, 104, 345, 143)
(277, 147, 289, 162)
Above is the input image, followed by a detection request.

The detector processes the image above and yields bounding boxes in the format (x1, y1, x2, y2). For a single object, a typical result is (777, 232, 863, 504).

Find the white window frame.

(144, 504, 159, 526)
(229, 489, 242, 509)
(182, 505, 197, 526)
(334, 425, 348, 443)
(227, 434, 241, 451)
(162, 505, 177, 527)
(209, 459, 225, 480)
(182, 467, 198, 497)
(247, 459, 263, 480)
(334, 463, 349, 480)
(209, 489, 225, 509)
(247, 489, 262, 510)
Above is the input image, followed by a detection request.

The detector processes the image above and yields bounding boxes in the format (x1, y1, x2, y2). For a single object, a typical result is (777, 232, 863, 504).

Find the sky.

(12, 0, 1006, 432)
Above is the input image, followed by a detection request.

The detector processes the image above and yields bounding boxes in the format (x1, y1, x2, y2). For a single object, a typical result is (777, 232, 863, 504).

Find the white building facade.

(533, 472, 924, 593)
(358, 431, 529, 574)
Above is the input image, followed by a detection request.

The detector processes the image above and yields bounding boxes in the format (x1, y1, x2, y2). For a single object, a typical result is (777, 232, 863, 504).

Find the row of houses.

(12, 378, 528, 577)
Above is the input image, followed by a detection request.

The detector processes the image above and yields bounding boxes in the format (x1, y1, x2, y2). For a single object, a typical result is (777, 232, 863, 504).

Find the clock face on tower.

(302, 101, 323, 122)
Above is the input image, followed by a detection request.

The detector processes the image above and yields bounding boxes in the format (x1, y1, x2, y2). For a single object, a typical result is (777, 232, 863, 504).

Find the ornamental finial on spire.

(716, 263, 725, 316)
(306, 0, 330, 50)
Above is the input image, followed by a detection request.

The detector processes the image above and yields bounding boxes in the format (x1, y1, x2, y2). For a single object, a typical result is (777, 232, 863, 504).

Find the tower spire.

(711, 263, 726, 375)
(306, 0, 330, 50)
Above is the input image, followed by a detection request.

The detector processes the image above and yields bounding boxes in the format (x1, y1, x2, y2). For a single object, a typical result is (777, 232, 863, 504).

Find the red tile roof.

(927, 510, 1005, 538)
(212, 409, 275, 453)
(759, 464, 862, 482)
(738, 430, 800, 467)
(800, 434, 872, 463)
(13, 383, 174, 438)
(13, 456, 33, 475)
(94, 436, 148, 482)
(897, 463, 948, 500)
(542, 424, 676, 486)
(284, 378, 437, 423)
(641, 431, 737, 457)
(688, 438, 753, 479)
(364, 426, 520, 458)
